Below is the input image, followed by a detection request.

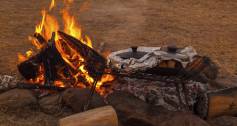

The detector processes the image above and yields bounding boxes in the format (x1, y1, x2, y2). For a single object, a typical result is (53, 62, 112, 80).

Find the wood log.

(195, 87, 237, 119)
(18, 33, 68, 83)
(17, 54, 41, 80)
(59, 106, 118, 126)
(58, 31, 107, 78)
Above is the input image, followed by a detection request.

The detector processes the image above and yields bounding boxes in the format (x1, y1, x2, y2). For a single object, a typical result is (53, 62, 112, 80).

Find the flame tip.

(22, 0, 114, 95)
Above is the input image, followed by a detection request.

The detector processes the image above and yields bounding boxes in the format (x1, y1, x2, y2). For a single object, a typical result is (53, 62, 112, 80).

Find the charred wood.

(58, 31, 106, 78)
(17, 54, 42, 80)
(18, 33, 68, 83)
(34, 33, 47, 45)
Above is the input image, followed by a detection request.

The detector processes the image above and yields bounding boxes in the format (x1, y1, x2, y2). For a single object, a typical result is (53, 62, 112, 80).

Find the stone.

(0, 75, 17, 92)
(0, 89, 37, 109)
(208, 116, 237, 126)
(107, 91, 211, 126)
(214, 75, 237, 88)
(159, 112, 210, 126)
(39, 93, 63, 115)
(107, 91, 170, 126)
(62, 88, 106, 112)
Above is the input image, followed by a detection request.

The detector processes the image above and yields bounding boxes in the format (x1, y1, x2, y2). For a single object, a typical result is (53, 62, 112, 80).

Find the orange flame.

(18, 0, 114, 95)
(35, 10, 46, 34)
(49, 0, 55, 10)
(64, 0, 74, 4)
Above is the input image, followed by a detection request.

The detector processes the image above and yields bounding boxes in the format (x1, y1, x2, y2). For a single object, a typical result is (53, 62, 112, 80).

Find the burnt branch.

(18, 33, 69, 84)
(58, 31, 106, 78)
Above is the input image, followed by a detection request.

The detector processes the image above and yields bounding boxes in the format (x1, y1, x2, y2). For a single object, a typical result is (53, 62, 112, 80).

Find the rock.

(208, 116, 237, 126)
(0, 75, 17, 93)
(160, 112, 210, 126)
(107, 91, 170, 126)
(107, 91, 210, 126)
(0, 89, 36, 109)
(39, 94, 63, 115)
(214, 75, 237, 88)
(62, 88, 106, 112)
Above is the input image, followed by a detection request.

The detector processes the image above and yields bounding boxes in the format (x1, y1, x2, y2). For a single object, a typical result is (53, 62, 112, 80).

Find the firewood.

(58, 31, 107, 78)
(195, 87, 237, 119)
(17, 54, 41, 80)
(34, 33, 47, 44)
(18, 33, 67, 82)
(59, 106, 118, 126)
(58, 31, 109, 111)
(41, 33, 66, 84)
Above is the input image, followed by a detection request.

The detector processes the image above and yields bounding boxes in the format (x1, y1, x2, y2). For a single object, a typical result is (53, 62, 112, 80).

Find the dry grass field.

(0, 0, 237, 75)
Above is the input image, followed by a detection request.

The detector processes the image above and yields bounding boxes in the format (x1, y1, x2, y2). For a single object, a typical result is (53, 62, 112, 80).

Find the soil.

(0, 0, 237, 125)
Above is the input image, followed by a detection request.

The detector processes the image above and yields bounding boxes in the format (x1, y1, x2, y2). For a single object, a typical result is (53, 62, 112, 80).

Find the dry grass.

(0, 0, 237, 76)
(0, 107, 58, 126)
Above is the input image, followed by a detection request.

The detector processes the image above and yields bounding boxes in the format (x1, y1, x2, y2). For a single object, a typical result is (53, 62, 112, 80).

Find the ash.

(114, 77, 208, 111)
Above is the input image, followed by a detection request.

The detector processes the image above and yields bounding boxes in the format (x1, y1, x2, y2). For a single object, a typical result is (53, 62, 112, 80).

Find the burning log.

(58, 31, 107, 78)
(18, 31, 110, 111)
(17, 55, 41, 80)
(17, 33, 67, 84)
(59, 106, 118, 126)
(34, 33, 47, 44)
(18, 31, 107, 85)
(58, 31, 108, 110)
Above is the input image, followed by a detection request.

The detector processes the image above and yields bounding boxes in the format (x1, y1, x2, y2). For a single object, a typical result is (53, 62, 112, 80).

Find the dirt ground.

(0, 0, 237, 125)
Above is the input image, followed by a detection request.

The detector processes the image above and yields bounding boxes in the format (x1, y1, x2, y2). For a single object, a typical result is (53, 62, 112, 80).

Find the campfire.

(0, 0, 237, 126)
(17, 0, 114, 96)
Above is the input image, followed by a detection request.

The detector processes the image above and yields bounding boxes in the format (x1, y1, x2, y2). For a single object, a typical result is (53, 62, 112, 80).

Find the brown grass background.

(0, 0, 237, 76)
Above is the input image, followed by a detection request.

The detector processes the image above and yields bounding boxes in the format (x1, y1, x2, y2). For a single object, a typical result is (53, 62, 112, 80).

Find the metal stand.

(83, 77, 99, 111)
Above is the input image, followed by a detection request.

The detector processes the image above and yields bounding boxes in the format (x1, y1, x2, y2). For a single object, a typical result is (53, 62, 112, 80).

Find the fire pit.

(1, 0, 237, 126)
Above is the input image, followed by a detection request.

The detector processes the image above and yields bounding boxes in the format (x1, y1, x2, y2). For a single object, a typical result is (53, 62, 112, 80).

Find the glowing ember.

(18, 0, 114, 95)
